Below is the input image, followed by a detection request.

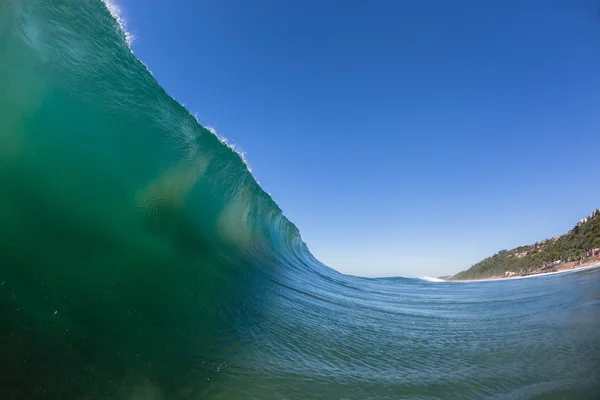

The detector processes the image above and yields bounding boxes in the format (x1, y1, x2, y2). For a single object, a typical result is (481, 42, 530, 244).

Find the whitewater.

(1, 1, 599, 399)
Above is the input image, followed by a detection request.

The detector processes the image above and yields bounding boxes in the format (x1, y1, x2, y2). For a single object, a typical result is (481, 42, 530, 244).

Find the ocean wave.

(1, 1, 599, 399)
(101, 0, 134, 46)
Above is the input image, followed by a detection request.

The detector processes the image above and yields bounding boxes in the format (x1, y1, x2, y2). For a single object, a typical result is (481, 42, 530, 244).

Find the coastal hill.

(452, 209, 600, 280)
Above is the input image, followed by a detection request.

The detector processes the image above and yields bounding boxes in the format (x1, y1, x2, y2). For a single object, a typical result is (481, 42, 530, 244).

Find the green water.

(1, 1, 600, 398)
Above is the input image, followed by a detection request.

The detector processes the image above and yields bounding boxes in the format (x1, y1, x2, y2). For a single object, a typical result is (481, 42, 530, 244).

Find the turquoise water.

(1, 1, 600, 398)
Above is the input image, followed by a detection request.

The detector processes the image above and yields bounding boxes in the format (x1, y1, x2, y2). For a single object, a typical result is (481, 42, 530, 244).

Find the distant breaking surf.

(419, 276, 446, 282)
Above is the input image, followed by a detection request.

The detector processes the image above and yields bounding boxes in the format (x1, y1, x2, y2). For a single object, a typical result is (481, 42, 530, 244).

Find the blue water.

(1, 0, 599, 398)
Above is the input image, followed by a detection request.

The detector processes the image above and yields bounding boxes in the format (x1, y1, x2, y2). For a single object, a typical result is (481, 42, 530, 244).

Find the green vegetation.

(452, 209, 600, 280)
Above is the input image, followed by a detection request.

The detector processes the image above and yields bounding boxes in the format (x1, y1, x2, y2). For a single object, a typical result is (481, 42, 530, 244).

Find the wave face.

(1, 1, 600, 399)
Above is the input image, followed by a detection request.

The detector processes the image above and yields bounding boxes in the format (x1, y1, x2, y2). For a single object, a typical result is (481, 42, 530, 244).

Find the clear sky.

(115, 0, 600, 277)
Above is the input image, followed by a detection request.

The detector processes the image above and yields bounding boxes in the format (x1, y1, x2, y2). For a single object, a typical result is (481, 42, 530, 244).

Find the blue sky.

(117, 0, 600, 277)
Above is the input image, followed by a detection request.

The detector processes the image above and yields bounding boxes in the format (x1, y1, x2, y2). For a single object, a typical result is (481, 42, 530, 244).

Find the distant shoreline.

(450, 210, 600, 281)
(447, 262, 600, 283)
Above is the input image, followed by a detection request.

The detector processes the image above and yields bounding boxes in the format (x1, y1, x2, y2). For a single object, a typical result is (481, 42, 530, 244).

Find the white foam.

(419, 276, 445, 283)
(101, 0, 134, 47)
(204, 125, 253, 173)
